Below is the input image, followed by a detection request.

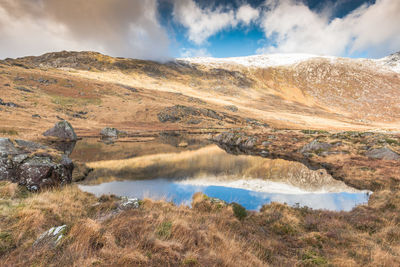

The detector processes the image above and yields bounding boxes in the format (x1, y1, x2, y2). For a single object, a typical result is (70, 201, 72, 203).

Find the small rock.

(72, 111, 87, 119)
(186, 119, 202, 124)
(43, 120, 77, 141)
(37, 77, 57, 84)
(262, 141, 271, 147)
(15, 86, 33, 93)
(178, 141, 188, 147)
(119, 197, 140, 209)
(260, 150, 269, 157)
(32, 114, 41, 119)
(119, 84, 138, 92)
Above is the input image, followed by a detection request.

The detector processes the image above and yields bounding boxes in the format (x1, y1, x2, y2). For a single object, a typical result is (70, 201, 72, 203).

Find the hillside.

(0, 51, 399, 140)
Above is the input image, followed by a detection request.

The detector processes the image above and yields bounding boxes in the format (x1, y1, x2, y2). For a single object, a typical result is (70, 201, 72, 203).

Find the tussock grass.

(1, 181, 400, 266)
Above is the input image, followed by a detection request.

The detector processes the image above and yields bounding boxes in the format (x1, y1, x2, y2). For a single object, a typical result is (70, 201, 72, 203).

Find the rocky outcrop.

(43, 120, 77, 141)
(211, 132, 258, 153)
(366, 147, 400, 160)
(0, 98, 21, 108)
(224, 105, 238, 112)
(158, 105, 223, 123)
(0, 138, 74, 191)
(299, 140, 332, 155)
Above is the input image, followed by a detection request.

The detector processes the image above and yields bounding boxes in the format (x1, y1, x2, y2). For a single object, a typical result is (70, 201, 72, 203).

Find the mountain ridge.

(0, 50, 399, 141)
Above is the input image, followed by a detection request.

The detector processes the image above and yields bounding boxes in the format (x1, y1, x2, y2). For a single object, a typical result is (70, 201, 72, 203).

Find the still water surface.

(74, 139, 370, 212)
(80, 178, 370, 211)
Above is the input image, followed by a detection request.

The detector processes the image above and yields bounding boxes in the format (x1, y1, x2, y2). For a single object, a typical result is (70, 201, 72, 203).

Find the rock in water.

(43, 120, 77, 141)
(100, 127, 119, 138)
(0, 138, 74, 191)
(366, 147, 400, 160)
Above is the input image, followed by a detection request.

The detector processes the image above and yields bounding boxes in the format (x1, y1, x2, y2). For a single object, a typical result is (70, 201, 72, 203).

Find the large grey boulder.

(0, 138, 74, 191)
(43, 120, 77, 141)
(0, 138, 19, 156)
(366, 147, 400, 160)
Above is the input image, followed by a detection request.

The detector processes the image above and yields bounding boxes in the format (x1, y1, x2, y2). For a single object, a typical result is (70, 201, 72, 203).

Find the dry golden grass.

(1, 181, 400, 266)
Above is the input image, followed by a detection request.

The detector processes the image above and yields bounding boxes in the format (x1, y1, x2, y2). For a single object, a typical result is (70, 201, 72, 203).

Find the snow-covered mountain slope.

(377, 52, 400, 73)
(178, 52, 400, 73)
(177, 53, 334, 68)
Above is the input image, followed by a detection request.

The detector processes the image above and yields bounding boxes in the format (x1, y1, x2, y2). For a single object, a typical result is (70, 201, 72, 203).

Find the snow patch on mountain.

(177, 53, 336, 68)
(377, 52, 400, 73)
(177, 52, 400, 73)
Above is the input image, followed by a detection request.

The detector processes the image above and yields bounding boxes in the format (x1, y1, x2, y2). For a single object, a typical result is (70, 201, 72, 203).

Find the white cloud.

(172, 0, 236, 45)
(236, 4, 260, 25)
(258, 0, 400, 57)
(172, 0, 260, 45)
(0, 0, 170, 60)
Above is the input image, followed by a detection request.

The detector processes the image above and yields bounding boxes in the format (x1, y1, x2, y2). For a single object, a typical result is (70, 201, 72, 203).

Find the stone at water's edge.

(0, 138, 74, 191)
(100, 127, 122, 138)
(211, 132, 258, 149)
(43, 120, 77, 141)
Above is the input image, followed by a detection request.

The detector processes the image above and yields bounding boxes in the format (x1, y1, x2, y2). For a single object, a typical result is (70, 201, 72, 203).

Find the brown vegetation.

(0, 182, 399, 266)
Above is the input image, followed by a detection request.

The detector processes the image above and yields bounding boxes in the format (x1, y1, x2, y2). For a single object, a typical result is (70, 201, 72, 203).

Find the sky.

(0, 0, 399, 60)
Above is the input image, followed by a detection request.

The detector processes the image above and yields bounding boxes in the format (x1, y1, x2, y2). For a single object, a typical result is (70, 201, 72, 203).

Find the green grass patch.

(0, 128, 18, 136)
(379, 138, 400, 146)
(156, 221, 172, 239)
(182, 257, 198, 266)
(301, 250, 328, 266)
(51, 95, 101, 108)
(0, 231, 15, 256)
(231, 202, 247, 220)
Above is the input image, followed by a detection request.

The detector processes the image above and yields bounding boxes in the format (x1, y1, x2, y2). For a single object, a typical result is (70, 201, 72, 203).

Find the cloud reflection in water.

(79, 178, 369, 211)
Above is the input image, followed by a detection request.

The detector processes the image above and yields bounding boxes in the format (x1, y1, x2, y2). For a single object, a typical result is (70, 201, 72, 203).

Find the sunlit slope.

(1, 51, 399, 138)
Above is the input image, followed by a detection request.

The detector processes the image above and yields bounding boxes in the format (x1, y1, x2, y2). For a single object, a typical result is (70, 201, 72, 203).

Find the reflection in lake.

(79, 178, 370, 211)
(77, 141, 371, 212)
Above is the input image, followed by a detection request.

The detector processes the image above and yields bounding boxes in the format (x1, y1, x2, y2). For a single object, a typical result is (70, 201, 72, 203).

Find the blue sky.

(0, 0, 398, 60)
(158, 0, 398, 59)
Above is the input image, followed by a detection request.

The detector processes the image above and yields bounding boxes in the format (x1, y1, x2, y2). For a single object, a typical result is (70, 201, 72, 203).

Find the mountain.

(0, 51, 399, 140)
